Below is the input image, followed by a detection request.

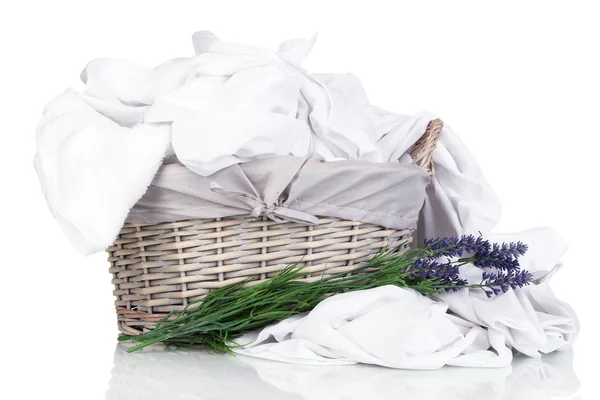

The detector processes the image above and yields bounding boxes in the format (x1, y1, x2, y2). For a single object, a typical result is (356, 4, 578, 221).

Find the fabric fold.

(34, 89, 170, 254)
(209, 181, 319, 225)
(126, 156, 429, 231)
(231, 285, 513, 369)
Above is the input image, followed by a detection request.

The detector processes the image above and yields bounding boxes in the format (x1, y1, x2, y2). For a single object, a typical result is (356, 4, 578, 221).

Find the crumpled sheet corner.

(34, 89, 171, 254)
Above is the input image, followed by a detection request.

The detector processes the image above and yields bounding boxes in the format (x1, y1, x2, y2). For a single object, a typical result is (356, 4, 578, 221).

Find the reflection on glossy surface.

(107, 344, 580, 399)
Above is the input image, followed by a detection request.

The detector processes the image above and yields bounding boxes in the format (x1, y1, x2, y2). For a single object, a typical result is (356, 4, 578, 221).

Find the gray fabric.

(127, 155, 430, 231)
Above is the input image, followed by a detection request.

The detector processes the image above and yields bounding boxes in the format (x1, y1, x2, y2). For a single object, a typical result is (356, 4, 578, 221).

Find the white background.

(1, 1, 598, 398)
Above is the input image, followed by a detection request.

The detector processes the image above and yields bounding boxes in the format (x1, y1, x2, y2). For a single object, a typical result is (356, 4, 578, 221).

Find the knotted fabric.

(209, 181, 319, 225)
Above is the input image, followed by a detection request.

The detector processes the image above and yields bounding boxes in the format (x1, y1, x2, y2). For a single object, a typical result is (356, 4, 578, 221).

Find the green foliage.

(120, 245, 444, 353)
(120, 238, 529, 353)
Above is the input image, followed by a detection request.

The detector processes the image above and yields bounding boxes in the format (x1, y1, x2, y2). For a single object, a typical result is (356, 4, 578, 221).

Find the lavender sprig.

(425, 234, 529, 271)
(471, 242, 529, 270)
(406, 259, 468, 290)
(420, 234, 532, 296)
(479, 269, 534, 298)
(423, 235, 490, 259)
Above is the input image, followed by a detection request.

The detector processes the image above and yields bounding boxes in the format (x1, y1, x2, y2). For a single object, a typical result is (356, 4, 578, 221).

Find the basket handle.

(410, 118, 443, 176)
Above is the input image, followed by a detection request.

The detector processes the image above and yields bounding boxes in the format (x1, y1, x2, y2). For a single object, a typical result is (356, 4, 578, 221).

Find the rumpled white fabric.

(34, 90, 170, 252)
(34, 31, 579, 368)
(35, 31, 441, 254)
(35, 30, 492, 254)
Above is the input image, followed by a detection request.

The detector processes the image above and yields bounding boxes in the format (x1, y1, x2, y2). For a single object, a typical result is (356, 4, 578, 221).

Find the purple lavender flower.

(425, 235, 529, 271)
(424, 235, 490, 259)
(408, 259, 468, 291)
(480, 269, 534, 298)
(421, 235, 532, 297)
(472, 241, 529, 271)
(505, 241, 529, 257)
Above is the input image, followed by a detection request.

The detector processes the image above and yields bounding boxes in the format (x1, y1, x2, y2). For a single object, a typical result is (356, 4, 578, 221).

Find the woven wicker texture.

(107, 119, 442, 335)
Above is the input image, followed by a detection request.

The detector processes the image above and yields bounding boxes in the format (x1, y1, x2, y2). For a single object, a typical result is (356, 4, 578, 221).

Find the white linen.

(35, 31, 497, 253)
(34, 31, 578, 367)
(34, 90, 170, 254)
(232, 286, 512, 369)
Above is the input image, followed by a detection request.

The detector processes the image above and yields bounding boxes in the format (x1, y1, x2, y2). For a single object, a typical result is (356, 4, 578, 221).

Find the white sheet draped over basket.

(34, 31, 578, 368)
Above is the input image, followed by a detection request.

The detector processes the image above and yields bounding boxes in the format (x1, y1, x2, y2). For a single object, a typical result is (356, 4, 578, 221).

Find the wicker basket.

(107, 119, 443, 335)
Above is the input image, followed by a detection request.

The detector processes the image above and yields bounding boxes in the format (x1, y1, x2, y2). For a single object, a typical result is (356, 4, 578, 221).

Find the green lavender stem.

(119, 237, 531, 353)
(121, 247, 434, 353)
